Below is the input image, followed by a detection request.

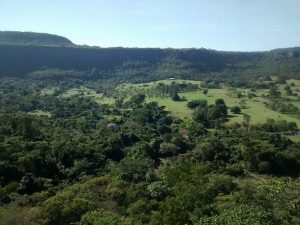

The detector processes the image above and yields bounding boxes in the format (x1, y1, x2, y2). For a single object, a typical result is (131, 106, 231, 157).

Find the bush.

(187, 99, 208, 109)
(195, 204, 273, 225)
(230, 106, 241, 114)
(80, 209, 125, 225)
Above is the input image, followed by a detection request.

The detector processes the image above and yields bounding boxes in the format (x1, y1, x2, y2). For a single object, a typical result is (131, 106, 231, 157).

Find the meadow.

(60, 79, 300, 140)
(61, 86, 115, 105)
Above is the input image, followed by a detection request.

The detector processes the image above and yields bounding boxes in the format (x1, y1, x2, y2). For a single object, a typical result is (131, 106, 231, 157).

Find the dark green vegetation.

(0, 32, 300, 81)
(0, 31, 74, 47)
(0, 32, 300, 224)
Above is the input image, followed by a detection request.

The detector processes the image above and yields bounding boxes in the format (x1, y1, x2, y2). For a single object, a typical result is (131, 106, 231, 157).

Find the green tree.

(128, 94, 145, 107)
(171, 91, 181, 101)
(80, 209, 126, 225)
(195, 204, 273, 225)
(231, 106, 241, 114)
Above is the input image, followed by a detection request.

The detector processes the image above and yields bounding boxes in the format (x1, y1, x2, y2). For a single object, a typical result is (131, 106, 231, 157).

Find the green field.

(135, 79, 202, 87)
(40, 87, 57, 95)
(61, 80, 300, 131)
(61, 86, 115, 105)
(147, 87, 300, 127)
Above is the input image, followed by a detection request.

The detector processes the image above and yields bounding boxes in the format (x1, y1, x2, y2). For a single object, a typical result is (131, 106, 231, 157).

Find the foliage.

(187, 99, 208, 109)
(0, 31, 74, 46)
(193, 99, 228, 127)
(0, 50, 300, 225)
(80, 209, 127, 225)
(230, 106, 241, 114)
(194, 204, 273, 225)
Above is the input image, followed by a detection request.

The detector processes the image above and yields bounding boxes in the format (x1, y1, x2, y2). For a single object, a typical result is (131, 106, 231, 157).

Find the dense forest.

(0, 32, 300, 82)
(0, 31, 74, 47)
(0, 32, 300, 225)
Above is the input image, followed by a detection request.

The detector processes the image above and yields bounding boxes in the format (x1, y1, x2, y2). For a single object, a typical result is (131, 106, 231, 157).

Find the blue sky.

(0, 0, 299, 51)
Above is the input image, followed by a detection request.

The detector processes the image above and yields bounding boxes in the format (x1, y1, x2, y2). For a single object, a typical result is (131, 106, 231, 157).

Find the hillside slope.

(0, 31, 299, 80)
(0, 31, 74, 47)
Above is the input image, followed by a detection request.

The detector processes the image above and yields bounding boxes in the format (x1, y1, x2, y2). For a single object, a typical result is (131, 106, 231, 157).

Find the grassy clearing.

(102, 115, 122, 120)
(146, 86, 300, 128)
(58, 80, 300, 142)
(61, 86, 115, 105)
(228, 97, 300, 127)
(287, 79, 300, 87)
(286, 133, 300, 143)
(61, 80, 300, 128)
(146, 97, 193, 118)
(135, 79, 202, 87)
(146, 88, 242, 118)
(40, 87, 57, 95)
(135, 79, 300, 128)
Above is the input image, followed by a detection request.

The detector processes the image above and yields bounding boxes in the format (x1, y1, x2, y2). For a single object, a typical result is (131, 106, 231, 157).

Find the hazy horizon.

(1, 0, 300, 51)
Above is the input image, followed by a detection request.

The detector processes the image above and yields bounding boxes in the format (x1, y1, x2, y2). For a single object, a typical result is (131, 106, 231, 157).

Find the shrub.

(231, 106, 241, 114)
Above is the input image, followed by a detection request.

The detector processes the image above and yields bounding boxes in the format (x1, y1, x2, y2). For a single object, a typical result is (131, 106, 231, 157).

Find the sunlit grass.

(61, 80, 300, 136)
(61, 86, 115, 105)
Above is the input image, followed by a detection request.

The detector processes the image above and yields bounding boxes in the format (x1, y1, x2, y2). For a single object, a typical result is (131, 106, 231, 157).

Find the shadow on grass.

(225, 114, 239, 122)
(173, 98, 187, 102)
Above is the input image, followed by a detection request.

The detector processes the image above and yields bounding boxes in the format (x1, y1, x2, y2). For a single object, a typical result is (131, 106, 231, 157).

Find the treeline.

(0, 43, 300, 83)
(144, 82, 199, 98)
(267, 101, 299, 114)
(0, 31, 74, 47)
(0, 45, 258, 78)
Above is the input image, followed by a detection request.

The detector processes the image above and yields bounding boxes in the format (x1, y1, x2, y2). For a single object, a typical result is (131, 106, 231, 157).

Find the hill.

(0, 31, 299, 81)
(0, 31, 74, 47)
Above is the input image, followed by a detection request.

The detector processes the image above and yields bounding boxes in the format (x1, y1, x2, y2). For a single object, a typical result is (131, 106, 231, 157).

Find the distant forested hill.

(0, 31, 299, 81)
(0, 31, 74, 46)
